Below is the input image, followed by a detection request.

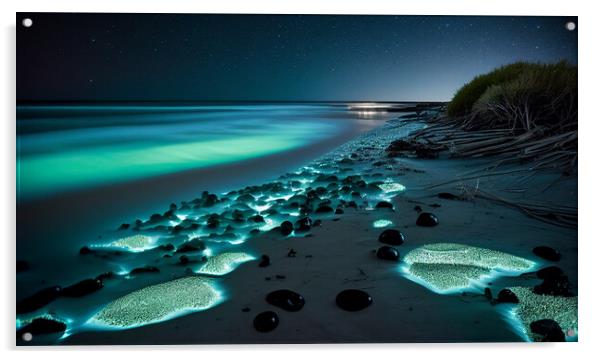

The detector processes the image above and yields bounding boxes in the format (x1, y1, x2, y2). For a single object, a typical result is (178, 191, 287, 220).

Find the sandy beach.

(16, 106, 577, 344)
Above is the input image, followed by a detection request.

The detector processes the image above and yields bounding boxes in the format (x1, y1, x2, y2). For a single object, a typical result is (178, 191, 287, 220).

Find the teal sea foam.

(17, 105, 348, 199)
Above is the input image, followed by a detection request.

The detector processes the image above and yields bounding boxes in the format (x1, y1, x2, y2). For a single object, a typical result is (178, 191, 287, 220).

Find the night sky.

(17, 13, 577, 102)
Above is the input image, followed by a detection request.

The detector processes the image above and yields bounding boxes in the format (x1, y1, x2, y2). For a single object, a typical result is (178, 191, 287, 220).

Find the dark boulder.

(336, 289, 373, 312)
(179, 255, 190, 265)
(536, 266, 565, 280)
(79, 246, 95, 255)
(129, 266, 160, 275)
(335, 208, 344, 214)
(248, 214, 265, 223)
(295, 217, 313, 232)
(253, 311, 279, 332)
(17, 286, 62, 314)
(316, 205, 333, 213)
(375, 201, 393, 210)
(175, 243, 201, 253)
(206, 214, 220, 228)
(259, 254, 271, 268)
(534, 275, 571, 296)
(530, 319, 566, 342)
(376, 246, 400, 261)
(497, 288, 519, 303)
(118, 223, 130, 230)
(175, 238, 205, 253)
(95, 271, 115, 281)
(266, 289, 305, 312)
(416, 212, 439, 227)
(378, 229, 405, 246)
(17, 318, 66, 337)
(159, 243, 175, 251)
(62, 278, 103, 297)
(532, 246, 561, 261)
(280, 221, 294, 236)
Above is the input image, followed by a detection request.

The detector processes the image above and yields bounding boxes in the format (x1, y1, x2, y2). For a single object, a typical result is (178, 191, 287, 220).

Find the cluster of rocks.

(488, 245, 573, 342)
(252, 287, 373, 333)
(17, 277, 104, 315)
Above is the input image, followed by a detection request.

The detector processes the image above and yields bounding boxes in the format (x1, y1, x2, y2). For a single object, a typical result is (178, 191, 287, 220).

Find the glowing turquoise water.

(17, 104, 351, 199)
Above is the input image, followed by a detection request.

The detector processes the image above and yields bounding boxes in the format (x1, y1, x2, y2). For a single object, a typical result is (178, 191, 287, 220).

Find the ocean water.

(16, 103, 397, 306)
(17, 103, 388, 200)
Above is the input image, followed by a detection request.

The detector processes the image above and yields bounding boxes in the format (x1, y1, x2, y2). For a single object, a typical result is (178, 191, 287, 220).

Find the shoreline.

(17, 108, 577, 344)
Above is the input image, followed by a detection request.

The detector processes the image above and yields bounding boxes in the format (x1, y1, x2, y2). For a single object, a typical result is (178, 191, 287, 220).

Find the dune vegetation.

(405, 61, 577, 172)
(448, 61, 577, 133)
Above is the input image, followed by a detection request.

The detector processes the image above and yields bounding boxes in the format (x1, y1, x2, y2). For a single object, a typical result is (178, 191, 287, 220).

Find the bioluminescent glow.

(373, 219, 393, 228)
(502, 287, 578, 342)
(250, 203, 272, 213)
(378, 182, 405, 193)
(196, 252, 255, 276)
(92, 234, 156, 252)
(258, 218, 279, 232)
(88, 276, 223, 329)
(402, 243, 536, 294)
(17, 116, 339, 199)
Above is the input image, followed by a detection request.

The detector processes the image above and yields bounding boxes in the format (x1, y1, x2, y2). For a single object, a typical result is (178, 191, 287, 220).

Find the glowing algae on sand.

(373, 219, 393, 228)
(377, 182, 406, 193)
(92, 235, 156, 252)
(503, 287, 577, 341)
(197, 252, 255, 276)
(402, 243, 535, 294)
(89, 276, 222, 329)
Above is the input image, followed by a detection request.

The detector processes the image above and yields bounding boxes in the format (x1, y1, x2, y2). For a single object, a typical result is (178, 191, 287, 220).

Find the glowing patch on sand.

(373, 219, 393, 228)
(401, 243, 535, 294)
(196, 252, 255, 276)
(92, 235, 156, 252)
(250, 203, 272, 212)
(88, 276, 223, 329)
(501, 287, 578, 342)
(258, 218, 279, 232)
(378, 182, 406, 193)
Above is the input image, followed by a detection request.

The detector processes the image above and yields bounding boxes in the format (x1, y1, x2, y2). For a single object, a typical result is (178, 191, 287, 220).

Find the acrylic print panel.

(16, 13, 577, 345)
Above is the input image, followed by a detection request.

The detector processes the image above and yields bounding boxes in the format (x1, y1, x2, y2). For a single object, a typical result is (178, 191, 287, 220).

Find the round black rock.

(536, 266, 565, 280)
(280, 221, 294, 236)
(17, 318, 67, 337)
(266, 289, 305, 312)
(62, 278, 104, 297)
(17, 286, 62, 314)
(253, 311, 279, 333)
(375, 201, 393, 210)
(316, 205, 334, 213)
(376, 246, 400, 261)
(378, 229, 405, 246)
(497, 288, 519, 303)
(534, 275, 571, 296)
(532, 246, 561, 261)
(295, 217, 313, 231)
(335, 289, 373, 312)
(530, 319, 566, 342)
(416, 212, 439, 227)
(258, 254, 271, 268)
